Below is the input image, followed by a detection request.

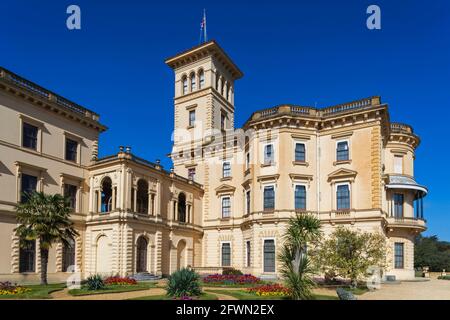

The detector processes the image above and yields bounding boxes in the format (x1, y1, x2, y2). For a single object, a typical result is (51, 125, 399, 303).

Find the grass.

(347, 286, 370, 295)
(0, 283, 66, 299)
(204, 289, 338, 300)
(130, 292, 218, 300)
(69, 282, 156, 296)
(438, 275, 450, 280)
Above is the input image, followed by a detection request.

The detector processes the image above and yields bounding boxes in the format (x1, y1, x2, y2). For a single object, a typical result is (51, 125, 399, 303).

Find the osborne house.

(0, 40, 428, 283)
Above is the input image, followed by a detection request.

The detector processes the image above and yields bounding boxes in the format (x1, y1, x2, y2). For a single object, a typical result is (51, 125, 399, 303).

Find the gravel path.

(359, 278, 450, 300)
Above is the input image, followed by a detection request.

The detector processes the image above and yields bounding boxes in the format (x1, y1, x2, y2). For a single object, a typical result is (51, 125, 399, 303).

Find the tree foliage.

(415, 235, 450, 271)
(315, 227, 386, 286)
(15, 192, 78, 285)
(278, 214, 322, 300)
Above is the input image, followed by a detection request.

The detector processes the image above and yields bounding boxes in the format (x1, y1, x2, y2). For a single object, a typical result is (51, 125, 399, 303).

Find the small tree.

(15, 192, 78, 285)
(278, 214, 322, 300)
(315, 227, 386, 287)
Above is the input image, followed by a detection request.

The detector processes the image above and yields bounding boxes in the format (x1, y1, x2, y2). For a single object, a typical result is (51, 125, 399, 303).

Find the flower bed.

(203, 274, 261, 286)
(0, 282, 31, 295)
(104, 276, 137, 286)
(247, 283, 290, 297)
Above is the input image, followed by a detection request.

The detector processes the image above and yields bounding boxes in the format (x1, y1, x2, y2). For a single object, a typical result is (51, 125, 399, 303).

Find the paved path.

(359, 278, 450, 300)
(51, 287, 166, 300)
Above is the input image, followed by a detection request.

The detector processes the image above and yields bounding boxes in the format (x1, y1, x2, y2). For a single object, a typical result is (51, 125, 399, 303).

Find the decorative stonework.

(371, 126, 382, 208)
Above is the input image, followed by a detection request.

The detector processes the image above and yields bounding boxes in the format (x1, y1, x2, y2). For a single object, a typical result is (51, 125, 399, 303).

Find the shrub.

(202, 274, 261, 285)
(0, 281, 30, 295)
(166, 268, 202, 297)
(104, 276, 137, 286)
(86, 275, 105, 291)
(247, 283, 290, 297)
(438, 275, 450, 280)
(336, 288, 357, 300)
(222, 268, 243, 276)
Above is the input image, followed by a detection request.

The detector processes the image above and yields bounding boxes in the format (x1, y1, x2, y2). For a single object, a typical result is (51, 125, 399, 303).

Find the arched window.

(220, 78, 224, 95)
(182, 76, 188, 94)
(225, 83, 229, 100)
(198, 69, 205, 89)
(190, 73, 196, 91)
(62, 237, 76, 272)
(101, 177, 112, 213)
(136, 237, 148, 273)
(136, 179, 149, 214)
(215, 72, 220, 90)
(178, 193, 187, 222)
(19, 240, 35, 273)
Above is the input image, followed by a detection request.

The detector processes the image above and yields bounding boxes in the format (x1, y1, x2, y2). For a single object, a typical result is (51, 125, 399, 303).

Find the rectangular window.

(189, 110, 196, 127)
(336, 184, 350, 210)
(22, 122, 38, 150)
(245, 152, 250, 169)
(19, 240, 36, 273)
(221, 113, 226, 131)
(246, 190, 251, 215)
(222, 162, 231, 178)
(263, 239, 276, 273)
(394, 243, 404, 269)
(295, 185, 306, 210)
(65, 138, 78, 162)
(246, 241, 251, 267)
(263, 186, 275, 211)
(295, 143, 305, 162)
(221, 242, 231, 267)
(188, 168, 196, 181)
(222, 196, 231, 218)
(264, 144, 274, 165)
(64, 184, 77, 211)
(336, 141, 349, 161)
(21, 174, 37, 203)
(394, 156, 403, 174)
(393, 193, 404, 219)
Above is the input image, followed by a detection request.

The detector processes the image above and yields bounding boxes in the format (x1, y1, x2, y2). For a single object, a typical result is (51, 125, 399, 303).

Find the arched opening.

(136, 179, 149, 214)
(136, 236, 148, 273)
(176, 239, 187, 270)
(19, 240, 36, 273)
(62, 237, 76, 272)
(178, 193, 186, 222)
(96, 235, 111, 274)
(190, 72, 196, 91)
(181, 75, 188, 94)
(198, 69, 205, 89)
(101, 177, 112, 213)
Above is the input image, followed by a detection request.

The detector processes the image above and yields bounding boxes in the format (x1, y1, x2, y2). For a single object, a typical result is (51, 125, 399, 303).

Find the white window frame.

(190, 72, 196, 92)
(293, 141, 306, 162)
(221, 195, 232, 218)
(188, 109, 196, 127)
(19, 115, 43, 153)
(198, 69, 205, 89)
(335, 182, 351, 210)
(336, 139, 350, 161)
(294, 183, 307, 211)
(263, 143, 275, 165)
(261, 237, 276, 274)
(220, 241, 232, 267)
(222, 161, 231, 178)
(262, 183, 276, 211)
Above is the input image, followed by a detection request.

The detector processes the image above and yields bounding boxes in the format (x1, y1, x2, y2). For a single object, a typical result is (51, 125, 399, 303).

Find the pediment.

(215, 184, 236, 195)
(327, 168, 357, 182)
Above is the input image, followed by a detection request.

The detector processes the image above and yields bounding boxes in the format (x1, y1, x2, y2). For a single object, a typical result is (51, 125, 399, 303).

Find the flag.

(199, 9, 207, 43)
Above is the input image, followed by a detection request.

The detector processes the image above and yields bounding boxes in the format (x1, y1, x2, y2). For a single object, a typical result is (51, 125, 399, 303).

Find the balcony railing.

(247, 96, 381, 123)
(390, 123, 413, 134)
(0, 67, 101, 122)
(386, 216, 426, 229)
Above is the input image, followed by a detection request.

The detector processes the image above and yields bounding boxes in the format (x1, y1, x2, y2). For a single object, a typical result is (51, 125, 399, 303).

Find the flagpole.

(203, 9, 207, 42)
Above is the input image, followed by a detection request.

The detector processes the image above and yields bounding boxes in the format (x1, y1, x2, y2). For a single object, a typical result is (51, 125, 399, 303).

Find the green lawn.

(205, 289, 338, 300)
(0, 283, 66, 299)
(130, 292, 218, 300)
(347, 286, 370, 295)
(69, 282, 156, 296)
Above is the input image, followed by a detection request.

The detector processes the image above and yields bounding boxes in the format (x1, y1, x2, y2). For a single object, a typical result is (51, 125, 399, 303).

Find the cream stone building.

(0, 40, 427, 283)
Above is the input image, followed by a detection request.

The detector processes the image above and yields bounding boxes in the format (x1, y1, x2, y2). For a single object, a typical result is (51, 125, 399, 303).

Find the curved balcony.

(385, 216, 427, 232)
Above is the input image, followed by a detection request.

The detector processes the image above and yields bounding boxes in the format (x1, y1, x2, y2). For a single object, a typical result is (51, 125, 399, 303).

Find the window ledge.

(334, 159, 352, 166)
(260, 162, 275, 168)
(292, 161, 309, 167)
(220, 176, 232, 182)
(263, 209, 275, 214)
(244, 168, 251, 176)
(187, 125, 195, 130)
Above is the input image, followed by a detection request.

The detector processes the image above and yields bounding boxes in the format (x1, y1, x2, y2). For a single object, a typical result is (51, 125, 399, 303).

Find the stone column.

(133, 188, 137, 212)
(148, 190, 153, 215)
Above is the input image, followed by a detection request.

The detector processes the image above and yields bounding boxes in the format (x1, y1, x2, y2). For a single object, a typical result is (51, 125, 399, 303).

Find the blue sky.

(1, 1, 449, 239)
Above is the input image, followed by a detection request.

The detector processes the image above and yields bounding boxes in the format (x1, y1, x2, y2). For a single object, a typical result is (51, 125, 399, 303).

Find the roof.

(165, 40, 243, 80)
(385, 175, 428, 196)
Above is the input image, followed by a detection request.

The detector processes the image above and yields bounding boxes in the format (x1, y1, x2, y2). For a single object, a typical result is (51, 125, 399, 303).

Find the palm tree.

(15, 191, 79, 285)
(278, 214, 322, 300)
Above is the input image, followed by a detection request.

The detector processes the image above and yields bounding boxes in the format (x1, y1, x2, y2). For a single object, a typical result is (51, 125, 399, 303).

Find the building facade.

(0, 41, 427, 283)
